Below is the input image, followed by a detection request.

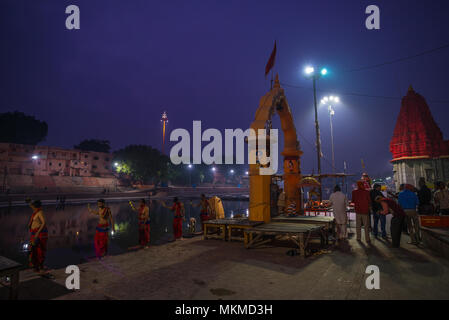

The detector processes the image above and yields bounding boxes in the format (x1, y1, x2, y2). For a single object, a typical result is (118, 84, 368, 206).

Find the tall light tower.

(304, 65, 328, 201)
(161, 111, 168, 154)
(320, 96, 340, 177)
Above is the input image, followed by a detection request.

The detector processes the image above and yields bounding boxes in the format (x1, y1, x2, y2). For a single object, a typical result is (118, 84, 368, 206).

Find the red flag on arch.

(265, 41, 277, 78)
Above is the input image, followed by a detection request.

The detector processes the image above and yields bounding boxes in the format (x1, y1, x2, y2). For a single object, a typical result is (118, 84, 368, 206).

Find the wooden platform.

(244, 222, 325, 257)
(203, 219, 263, 241)
(272, 215, 335, 244)
(0, 256, 21, 300)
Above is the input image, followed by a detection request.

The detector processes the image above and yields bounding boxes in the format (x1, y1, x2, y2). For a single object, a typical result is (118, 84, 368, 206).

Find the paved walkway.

(4, 231, 449, 300)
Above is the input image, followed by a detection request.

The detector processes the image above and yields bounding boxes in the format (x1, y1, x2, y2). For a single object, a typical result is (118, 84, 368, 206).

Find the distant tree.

(74, 139, 111, 153)
(0, 111, 48, 145)
(113, 145, 181, 185)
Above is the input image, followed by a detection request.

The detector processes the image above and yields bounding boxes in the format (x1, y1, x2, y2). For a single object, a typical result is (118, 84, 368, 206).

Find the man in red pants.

(162, 197, 185, 240)
(27, 200, 49, 274)
(88, 199, 114, 258)
(192, 194, 211, 232)
(129, 199, 150, 248)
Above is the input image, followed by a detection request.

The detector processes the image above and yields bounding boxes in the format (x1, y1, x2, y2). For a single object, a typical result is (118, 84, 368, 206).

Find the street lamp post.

(305, 66, 328, 201)
(320, 96, 340, 180)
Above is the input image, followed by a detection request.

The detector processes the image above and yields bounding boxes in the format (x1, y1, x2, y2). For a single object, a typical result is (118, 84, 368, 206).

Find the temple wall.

(393, 158, 449, 190)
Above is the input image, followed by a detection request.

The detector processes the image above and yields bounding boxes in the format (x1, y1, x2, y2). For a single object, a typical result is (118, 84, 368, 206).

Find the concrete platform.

(2, 231, 449, 300)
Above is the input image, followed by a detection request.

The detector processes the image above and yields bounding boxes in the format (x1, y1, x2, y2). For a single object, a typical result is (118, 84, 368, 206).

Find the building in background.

(390, 86, 449, 190)
(0, 143, 114, 178)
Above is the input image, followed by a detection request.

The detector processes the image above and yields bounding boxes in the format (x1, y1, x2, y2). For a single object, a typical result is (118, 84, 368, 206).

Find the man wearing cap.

(352, 180, 371, 244)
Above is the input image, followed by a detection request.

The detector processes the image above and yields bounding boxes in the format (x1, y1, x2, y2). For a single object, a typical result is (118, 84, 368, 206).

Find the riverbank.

(0, 186, 249, 207)
(6, 232, 449, 300)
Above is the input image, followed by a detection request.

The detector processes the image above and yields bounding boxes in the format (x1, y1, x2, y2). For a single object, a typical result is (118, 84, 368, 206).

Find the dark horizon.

(1, 0, 449, 178)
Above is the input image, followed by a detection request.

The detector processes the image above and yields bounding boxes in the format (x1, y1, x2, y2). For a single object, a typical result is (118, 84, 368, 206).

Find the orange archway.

(249, 75, 303, 222)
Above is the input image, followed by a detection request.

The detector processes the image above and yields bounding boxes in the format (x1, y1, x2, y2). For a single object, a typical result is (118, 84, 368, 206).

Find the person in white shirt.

(329, 185, 349, 242)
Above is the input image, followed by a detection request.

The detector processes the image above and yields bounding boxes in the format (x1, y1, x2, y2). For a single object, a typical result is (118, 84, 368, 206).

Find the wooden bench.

(244, 222, 325, 257)
(203, 219, 229, 241)
(227, 220, 264, 242)
(272, 215, 335, 244)
(0, 256, 21, 300)
(203, 219, 264, 242)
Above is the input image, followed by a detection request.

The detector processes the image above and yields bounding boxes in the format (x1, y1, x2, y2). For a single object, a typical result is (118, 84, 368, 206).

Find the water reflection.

(0, 199, 248, 269)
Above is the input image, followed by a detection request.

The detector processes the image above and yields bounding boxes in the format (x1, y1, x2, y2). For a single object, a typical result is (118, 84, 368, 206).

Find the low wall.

(4, 174, 118, 193)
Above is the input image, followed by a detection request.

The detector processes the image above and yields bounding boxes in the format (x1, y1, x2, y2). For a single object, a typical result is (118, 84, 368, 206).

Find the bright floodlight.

(320, 68, 328, 76)
(304, 66, 314, 75)
(188, 164, 192, 168)
(32, 155, 38, 160)
(329, 96, 334, 101)
(334, 96, 340, 103)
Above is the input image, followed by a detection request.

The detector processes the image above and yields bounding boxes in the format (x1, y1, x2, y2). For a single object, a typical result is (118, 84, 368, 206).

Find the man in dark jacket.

(418, 177, 432, 215)
(370, 184, 387, 239)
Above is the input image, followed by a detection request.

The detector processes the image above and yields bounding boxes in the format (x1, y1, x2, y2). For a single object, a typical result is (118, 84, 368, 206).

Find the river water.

(0, 198, 248, 269)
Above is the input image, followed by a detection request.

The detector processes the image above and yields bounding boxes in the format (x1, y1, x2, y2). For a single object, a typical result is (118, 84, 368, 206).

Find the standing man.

(417, 177, 433, 215)
(329, 185, 349, 243)
(129, 199, 150, 248)
(434, 181, 449, 215)
(191, 194, 211, 232)
(88, 199, 114, 259)
(161, 197, 185, 240)
(376, 196, 406, 248)
(370, 184, 387, 239)
(398, 184, 420, 244)
(27, 200, 49, 274)
(352, 180, 371, 244)
(277, 188, 286, 215)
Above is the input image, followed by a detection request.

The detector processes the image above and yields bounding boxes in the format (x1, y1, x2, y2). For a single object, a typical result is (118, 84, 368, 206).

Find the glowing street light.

(114, 162, 119, 167)
(211, 167, 216, 172)
(32, 155, 38, 160)
(230, 169, 234, 174)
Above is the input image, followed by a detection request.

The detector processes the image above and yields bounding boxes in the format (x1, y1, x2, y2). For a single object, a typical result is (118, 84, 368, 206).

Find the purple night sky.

(1, 0, 449, 177)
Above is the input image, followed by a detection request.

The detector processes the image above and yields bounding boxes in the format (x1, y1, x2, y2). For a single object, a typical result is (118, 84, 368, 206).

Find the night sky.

(1, 0, 449, 177)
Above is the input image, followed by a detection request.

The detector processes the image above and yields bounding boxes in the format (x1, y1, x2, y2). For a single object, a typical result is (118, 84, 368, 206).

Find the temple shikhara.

(390, 86, 449, 189)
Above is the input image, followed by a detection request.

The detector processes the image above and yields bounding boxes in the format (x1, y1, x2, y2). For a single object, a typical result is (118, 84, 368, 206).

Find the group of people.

(25, 194, 215, 274)
(329, 176, 449, 249)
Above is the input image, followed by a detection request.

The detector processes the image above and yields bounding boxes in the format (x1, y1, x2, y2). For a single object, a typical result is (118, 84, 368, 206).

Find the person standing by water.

(191, 194, 211, 232)
(161, 197, 186, 240)
(329, 185, 349, 243)
(129, 199, 150, 248)
(370, 184, 387, 239)
(398, 184, 420, 244)
(26, 199, 49, 274)
(352, 181, 371, 244)
(88, 199, 114, 259)
(375, 196, 406, 248)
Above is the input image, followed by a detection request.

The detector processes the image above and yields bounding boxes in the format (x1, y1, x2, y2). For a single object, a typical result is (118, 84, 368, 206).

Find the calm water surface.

(0, 198, 248, 269)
